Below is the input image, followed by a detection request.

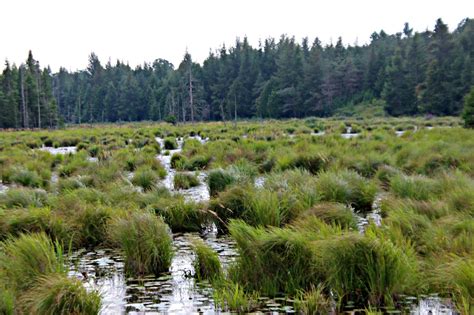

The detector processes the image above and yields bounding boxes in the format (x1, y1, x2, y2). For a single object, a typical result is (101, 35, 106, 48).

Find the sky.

(1, 0, 472, 72)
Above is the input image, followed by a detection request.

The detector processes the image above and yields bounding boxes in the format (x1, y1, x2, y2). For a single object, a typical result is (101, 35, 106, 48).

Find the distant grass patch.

(173, 173, 200, 190)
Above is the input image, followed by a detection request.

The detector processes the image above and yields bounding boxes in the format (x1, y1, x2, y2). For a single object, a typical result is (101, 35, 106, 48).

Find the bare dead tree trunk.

(182, 97, 186, 123)
(36, 69, 41, 129)
(158, 98, 162, 121)
(20, 67, 28, 129)
(234, 93, 237, 128)
(78, 93, 81, 124)
(219, 98, 226, 126)
(189, 65, 194, 123)
(170, 89, 176, 117)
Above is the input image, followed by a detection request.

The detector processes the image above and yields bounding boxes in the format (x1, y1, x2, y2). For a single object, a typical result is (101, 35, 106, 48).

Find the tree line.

(0, 18, 473, 128)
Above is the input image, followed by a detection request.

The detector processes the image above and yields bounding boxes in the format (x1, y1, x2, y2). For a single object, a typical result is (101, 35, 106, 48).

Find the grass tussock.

(108, 211, 173, 276)
(228, 219, 418, 308)
(173, 173, 200, 190)
(324, 231, 419, 308)
(163, 137, 178, 150)
(207, 169, 235, 196)
(213, 282, 260, 313)
(151, 198, 206, 232)
(316, 170, 377, 211)
(428, 256, 473, 315)
(0, 207, 70, 243)
(389, 174, 440, 201)
(0, 188, 47, 209)
(131, 167, 158, 191)
(294, 285, 332, 315)
(299, 202, 358, 230)
(0, 232, 66, 291)
(19, 274, 102, 315)
(74, 206, 111, 247)
(192, 239, 222, 281)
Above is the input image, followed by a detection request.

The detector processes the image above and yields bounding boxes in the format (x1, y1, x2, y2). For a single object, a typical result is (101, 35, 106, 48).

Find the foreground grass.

(0, 233, 101, 315)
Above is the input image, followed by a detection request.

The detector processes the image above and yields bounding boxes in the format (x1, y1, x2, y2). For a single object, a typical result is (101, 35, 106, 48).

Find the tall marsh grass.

(108, 211, 173, 275)
(19, 274, 101, 315)
(316, 170, 377, 211)
(0, 233, 66, 291)
(192, 239, 222, 281)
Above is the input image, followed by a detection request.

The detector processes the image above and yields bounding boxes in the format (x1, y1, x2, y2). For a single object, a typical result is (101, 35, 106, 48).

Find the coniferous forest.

(0, 18, 473, 128)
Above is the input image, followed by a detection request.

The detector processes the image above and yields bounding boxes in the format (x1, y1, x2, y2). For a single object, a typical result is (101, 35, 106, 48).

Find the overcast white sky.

(1, 0, 472, 72)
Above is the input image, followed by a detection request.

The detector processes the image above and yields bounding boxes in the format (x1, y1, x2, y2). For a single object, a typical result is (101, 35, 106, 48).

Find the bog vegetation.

(0, 117, 472, 314)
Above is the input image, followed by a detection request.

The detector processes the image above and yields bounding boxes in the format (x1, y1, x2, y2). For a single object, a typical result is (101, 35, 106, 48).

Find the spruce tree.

(462, 86, 474, 128)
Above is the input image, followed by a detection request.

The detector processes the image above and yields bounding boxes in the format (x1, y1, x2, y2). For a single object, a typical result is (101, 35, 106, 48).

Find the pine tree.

(302, 38, 324, 115)
(422, 19, 455, 115)
(382, 48, 417, 115)
(462, 86, 474, 128)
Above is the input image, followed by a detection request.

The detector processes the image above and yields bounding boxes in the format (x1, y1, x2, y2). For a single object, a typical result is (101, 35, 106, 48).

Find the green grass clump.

(173, 173, 200, 190)
(209, 186, 248, 232)
(0, 188, 47, 209)
(74, 206, 111, 247)
(57, 154, 90, 178)
(389, 174, 439, 200)
(151, 198, 206, 232)
(192, 239, 222, 281)
(0, 285, 14, 315)
(284, 153, 328, 175)
(0, 207, 69, 242)
(9, 168, 43, 188)
(294, 285, 331, 315)
(325, 231, 419, 308)
(87, 145, 101, 157)
(228, 219, 418, 308)
(207, 169, 236, 197)
(300, 202, 357, 230)
(429, 256, 473, 315)
(316, 170, 377, 211)
(447, 187, 474, 214)
(19, 274, 101, 315)
(58, 178, 84, 192)
(245, 188, 302, 227)
(108, 211, 173, 275)
(170, 153, 187, 170)
(186, 155, 211, 171)
(228, 219, 325, 296)
(0, 233, 66, 291)
(213, 282, 259, 313)
(163, 137, 178, 150)
(131, 167, 158, 191)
